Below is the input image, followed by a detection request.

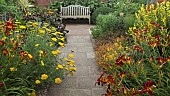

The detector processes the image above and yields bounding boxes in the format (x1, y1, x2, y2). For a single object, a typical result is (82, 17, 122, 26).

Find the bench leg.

(89, 18, 90, 24)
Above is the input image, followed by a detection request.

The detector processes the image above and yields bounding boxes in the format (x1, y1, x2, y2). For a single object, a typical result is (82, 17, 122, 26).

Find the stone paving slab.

(48, 24, 105, 96)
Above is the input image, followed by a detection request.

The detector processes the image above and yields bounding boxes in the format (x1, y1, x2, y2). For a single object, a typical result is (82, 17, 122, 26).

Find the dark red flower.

(140, 80, 155, 96)
(119, 72, 126, 78)
(0, 40, 6, 46)
(0, 82, 4, 87)
(134, 45, 143, 52)
(2, 48, 8, 56)
(151, 21, 161, 29)
(148, 41, 158, 48)
(107, 76, 116, 84)
(115, 55, 125, 67)
(4, 18, 15, 31)
(95, 72, 105, 86)
(156, 57, 167, 65)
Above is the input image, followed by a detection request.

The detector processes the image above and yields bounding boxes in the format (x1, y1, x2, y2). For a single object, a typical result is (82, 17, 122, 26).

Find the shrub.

(124, 14, 135, 30)
(91, 7, 114, 24)
(91, 13, 118, 38)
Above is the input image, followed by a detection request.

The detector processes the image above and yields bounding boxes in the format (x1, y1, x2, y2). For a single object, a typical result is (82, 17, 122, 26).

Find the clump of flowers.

(95, 1, 170, 96)
(0, 18, 75, 95)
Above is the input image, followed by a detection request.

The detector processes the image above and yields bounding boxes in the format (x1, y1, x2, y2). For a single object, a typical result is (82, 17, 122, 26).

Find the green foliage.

(91, 13, 118, 38)
(124, 14, 135, 30)
(91, 7, 114, 24)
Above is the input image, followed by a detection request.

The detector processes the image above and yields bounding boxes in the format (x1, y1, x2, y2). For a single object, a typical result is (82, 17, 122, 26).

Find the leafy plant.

(91, 7, 114, 24)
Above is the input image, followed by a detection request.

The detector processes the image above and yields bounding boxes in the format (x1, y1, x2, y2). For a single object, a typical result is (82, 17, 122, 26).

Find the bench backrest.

(61, 5, 90, 17)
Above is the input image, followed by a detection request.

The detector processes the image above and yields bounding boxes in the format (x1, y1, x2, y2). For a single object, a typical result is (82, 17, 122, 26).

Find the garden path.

(48, 24, 106, 96)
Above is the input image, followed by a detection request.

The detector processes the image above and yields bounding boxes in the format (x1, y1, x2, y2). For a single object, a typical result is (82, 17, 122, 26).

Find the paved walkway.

(48, 24, 106, 96)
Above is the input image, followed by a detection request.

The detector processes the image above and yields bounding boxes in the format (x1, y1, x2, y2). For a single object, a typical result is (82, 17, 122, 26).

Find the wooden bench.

(60, 5, 91, 24)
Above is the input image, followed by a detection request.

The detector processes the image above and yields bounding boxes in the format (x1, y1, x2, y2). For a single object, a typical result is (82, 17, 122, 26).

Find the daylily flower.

(0, 82, 4, 87)
(2, 48, 8, 56)
(156, 57, 167, 65)
(19, 25, 26, 29)
(134, 45, 143, 52)
(119, 72, 126, 78)
(0, 40, 6, 46)
(115, 55, 125, 67)
(35, 44, 40, 47)
(140, 80, 156, 96)
(41, 61, 45, 66)
(151, 21, 161, 29)
(28, 54, 33, 60)
(10, 67, 17, 71)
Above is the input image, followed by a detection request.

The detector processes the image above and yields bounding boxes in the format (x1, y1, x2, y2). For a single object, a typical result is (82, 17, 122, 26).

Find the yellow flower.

(56, 67, 59, 70)
(35, 44, 40, 47)
(22, 59, 27, 64)
(46, 28, 51, 32)
(41, 61, 45, 66)
(1, 37, 7, 40)
(28, 54, 33, 60)
(58, 42, 64, 46)
(58, 64, 64, 69)
(52, 50, 61, 56)
(64, 58, 69, 61)
(41, 74, 48, 80)
(51, 38, 57, 42)
(60, 38, 65, 41)
(10, 67, 16, 71)
(69, 67, 76, 71)
(70, 71, 74, 76)
(39, 29, 45, 34)
(65, 67, 68, 70)
(69, 54, 74, 58)
(50, 42, 53, 46)
(30, 91, 36, 96)
(51, 32, 57, 36)
(35, 80, 41, 84)
(19, 25, 26, 29)
(32, 22, 39, 27)
(55, 78, 62, 84)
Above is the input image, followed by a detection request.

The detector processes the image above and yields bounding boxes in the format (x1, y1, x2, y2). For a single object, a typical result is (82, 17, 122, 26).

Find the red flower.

(148, 41, 158, 48)
(95, 72, 105, 86)
(134, 45, 143, 52)
(4, 19, 15, 36)
(2, 48, 8, 56)
(0, 40, 6, 46)
(140, 80, 155, 96)
(0, 82, 4, 87)
(151, 21, 161, 29)
(115, 55, 125, 67)
(4, 18, 15, 31)
(119, 72, 126, 78)
(107, 75, 116, 84)
(156, 57, 167, 65)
